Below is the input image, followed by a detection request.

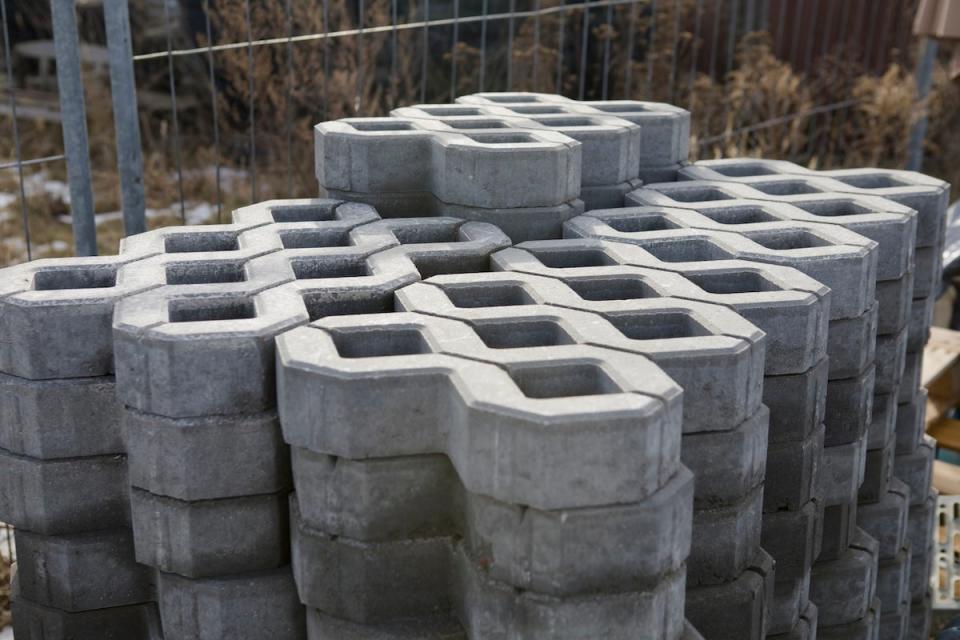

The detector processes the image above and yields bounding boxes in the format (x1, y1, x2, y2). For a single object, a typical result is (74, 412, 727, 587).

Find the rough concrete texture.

(815, 598, 881, 640)
(878, 599, 910, 640)
(0, 254, 160, 380)
(395, 270, 765, 434)
(898, 349, 924, 404)
(906, 490, 937, 563)
(11, 594, 161, 640)
(913, 246, 941, 299)
(677, 159, 949, 248)
(0, 447, 129, 535)
(763, 424, 824, 512)
(766, 602, 818, 640)
(893, 435, 935, 508)
(688, 484, 763, 587)
(766, 569, 810, 635)
(13, 527, 154, 612)
(455, 92, 691, 168)
(908, 591, 932, 640)
(277, 312, 683, 510)
(858, 440, 896, 504)
(0, 373, 123, 459)
(909, 545, 933, 603)
(824, 368, 876, 448)
(895, 389, 928, 455)
(762, 360, 828, 444)
(762, 501, 820, 582)
(617, 189, 913, 283)
(874, 272, 914, 336)
(809, 528, 880, 626)
(819, 501, 858, 562)
(289, 460, 693, 596)
(124, 408, 291, 501)
(857, 479, 911, 559)
(157, 567, 305, 640)
(869, 391, 898, 450)
(820, 434, 869, 507)
(567, 207, 876, 320)
(684, 549, 774, 640)
(874, 327, 908, 394)
(129, 487, 289, 579)
(490, 239, 830, 376)
(875, 546, 911, 614)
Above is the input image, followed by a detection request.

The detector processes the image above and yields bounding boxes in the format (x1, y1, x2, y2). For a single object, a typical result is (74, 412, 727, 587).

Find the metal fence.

(0, 0, 940, 262)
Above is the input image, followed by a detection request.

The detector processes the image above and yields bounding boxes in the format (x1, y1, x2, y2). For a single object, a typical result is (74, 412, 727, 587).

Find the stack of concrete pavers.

(0, 255, 163, 638)
(109, 201, 513, 640)
(314, 116, 584, 243)
(456, 92, 691, 184)
(491, 237, 839, 639)
(277, 309, 699, 639)
(675, 159, 949, 639)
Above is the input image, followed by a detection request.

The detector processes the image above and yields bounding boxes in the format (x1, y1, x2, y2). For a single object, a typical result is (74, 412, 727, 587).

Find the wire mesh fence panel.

(0, 0, 952, 268)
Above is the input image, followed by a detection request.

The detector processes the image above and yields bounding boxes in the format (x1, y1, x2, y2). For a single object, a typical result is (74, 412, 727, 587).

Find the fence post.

(51, 0, 97, 256)
(104, 0, 146, 236)
(906, 37, 938, 172)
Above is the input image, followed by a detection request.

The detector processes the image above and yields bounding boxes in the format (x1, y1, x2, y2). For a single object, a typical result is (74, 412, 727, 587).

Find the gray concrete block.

(684, 549, 774, 640)
(868, 391, 898, 451)
(876, 546, 911, 613)
(766, 602, 817, 640)
(815, 598, 881, 640)
(683, 620, 706, 640)
(875, 271, 914, 336)
(688, 484, 763, 587)
(314, 117, 581, 209)
(290, 458, 693, 596)
(492, 239, 830, 376)
(765, 569, 810, 635)
(158, 567, 305, 640)
(455, 544, 688, 640)
(857, 478, 911, 559)
(913, 246, 939, 299)
(13, 527, 153, 612)
(908, 546, 933, 602)
(893, 435, 935, 508)
(763, 423, 824, 512)
(0, 447, 129, 534)
(809, 528, 880, 626)
(230, 198, 381, 228)
(320, 188, 584, 243)
(0, 373, 123, 459)
(579, 178, 644, 210)
(396, 270, 765, 433)
(124, 407, 291, 501)
(456, 93, 692, 167)
(826, 302, 878, 380)
(129, 487, 289, 578)
(680, 160, 949, 248)
(621, 186, 915, 283)
(895, 389, 928, 455)
(761, 500, 820, 581)
(907, 295, 934, 353)
(278, 312, 683, 510)
(878, 599, 910, 640)
(908, 592, 932, 640)
(567, 207, 877, 320)
(906, 489, 937, 563)
(392, 105, 643, 189)
(0, 254, 160, 380)
(306, 610, 465, 639)
(819, 501, 858, 562)
(824, 366, 876, 448)
(898, 348, 924, 403)
(763, 359, 828, 444)
(821, 433, 870, 507)
(681, 408, 768, 508)
(859, 439, 896, 504)
(113, 280, 309, 419)
(875, 327, 908, 395)
(636, 163, 686, 183)
(11, 592, 161, 640)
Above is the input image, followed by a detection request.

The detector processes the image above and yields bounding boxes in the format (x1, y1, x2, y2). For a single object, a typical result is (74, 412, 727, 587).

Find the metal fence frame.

(0, 0, 940, 261)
